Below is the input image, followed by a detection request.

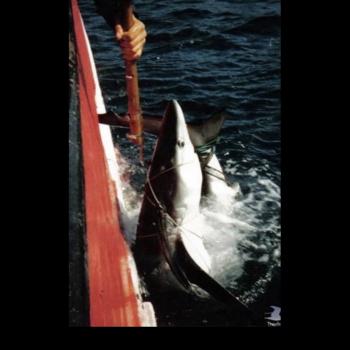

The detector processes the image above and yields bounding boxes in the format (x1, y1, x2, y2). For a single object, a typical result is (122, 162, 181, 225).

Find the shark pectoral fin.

(175, 238, 264, 326)
(180, 229, 211, 274)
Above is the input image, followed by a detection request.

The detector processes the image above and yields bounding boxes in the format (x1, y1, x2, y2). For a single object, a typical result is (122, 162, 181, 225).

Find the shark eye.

(177, 140, 185, 147)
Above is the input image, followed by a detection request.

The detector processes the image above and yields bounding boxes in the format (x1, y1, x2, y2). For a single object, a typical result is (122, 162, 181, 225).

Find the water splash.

(115, 147, 280, 305)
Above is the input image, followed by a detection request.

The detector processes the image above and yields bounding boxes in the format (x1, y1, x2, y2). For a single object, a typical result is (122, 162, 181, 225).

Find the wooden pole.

(120, 0, 144, 161)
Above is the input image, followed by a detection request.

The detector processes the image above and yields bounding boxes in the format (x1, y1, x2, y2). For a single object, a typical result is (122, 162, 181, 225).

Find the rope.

(193, 136, 228, 183)
(194, 136, 218, 169)
(149, 160, 195, 183)
(194, 136, 218, 154)
(146, 174, 202, 240)
(204, 164, 226, 182)
(143, 162, 211, 272)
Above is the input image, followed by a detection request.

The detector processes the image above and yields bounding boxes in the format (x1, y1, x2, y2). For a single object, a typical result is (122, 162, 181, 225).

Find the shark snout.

(163, 100, 187, 136)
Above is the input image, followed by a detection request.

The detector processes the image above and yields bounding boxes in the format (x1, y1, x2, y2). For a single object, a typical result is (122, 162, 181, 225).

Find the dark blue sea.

(79, 0, 281, 326)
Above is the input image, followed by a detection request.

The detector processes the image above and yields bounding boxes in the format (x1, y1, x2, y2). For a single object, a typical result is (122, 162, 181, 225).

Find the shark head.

(149, 100, 195, 171)
(148, 100, 202, 223)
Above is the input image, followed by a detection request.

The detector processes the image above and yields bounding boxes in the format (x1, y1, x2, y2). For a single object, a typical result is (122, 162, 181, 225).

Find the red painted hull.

(71, 0, 141, 327)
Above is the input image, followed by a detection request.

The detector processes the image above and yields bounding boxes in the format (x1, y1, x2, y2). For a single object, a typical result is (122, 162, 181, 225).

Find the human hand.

(115, 15, 147, 61)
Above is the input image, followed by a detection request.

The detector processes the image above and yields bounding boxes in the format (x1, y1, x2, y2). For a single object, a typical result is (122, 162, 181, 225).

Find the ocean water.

(79, 0, 281, 326)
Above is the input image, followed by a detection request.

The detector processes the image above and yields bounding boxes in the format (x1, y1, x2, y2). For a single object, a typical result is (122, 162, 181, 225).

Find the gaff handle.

(120, 0, 144, 159)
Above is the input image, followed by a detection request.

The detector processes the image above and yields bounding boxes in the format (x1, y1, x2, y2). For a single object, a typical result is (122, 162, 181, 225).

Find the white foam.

(113, 149, 281, 303)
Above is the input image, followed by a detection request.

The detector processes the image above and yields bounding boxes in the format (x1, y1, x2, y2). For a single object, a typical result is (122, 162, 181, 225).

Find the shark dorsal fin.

(187, 111, 228, 148)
